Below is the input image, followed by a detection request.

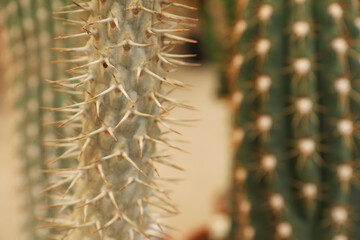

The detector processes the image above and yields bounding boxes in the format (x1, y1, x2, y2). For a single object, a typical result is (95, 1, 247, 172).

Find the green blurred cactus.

(201, 0, 235, 97)
(225, 0, 360, 240)
(0, 0, 71, 239)
(40, 0, 196, 239)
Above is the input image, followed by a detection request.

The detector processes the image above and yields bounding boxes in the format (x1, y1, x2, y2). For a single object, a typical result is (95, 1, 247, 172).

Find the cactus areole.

(228, 0, 360, 240)
(42, 0, 196, 239)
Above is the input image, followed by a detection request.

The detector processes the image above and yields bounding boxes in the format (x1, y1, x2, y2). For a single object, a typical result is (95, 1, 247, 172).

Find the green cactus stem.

(227, 0, 360, 239)
(41, 1, 196, 239)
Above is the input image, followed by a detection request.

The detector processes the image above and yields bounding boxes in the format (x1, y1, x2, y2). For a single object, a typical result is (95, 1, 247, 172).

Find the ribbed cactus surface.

(0, 0, 67, 239)
(42, 1, 196, 239)
(227, 0, 360, 239)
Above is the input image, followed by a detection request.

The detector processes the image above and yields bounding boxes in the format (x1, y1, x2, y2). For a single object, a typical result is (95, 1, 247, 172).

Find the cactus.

(41, 1, 196, 239)
(0, 0, 70, 239)
(226, 0, 360, 239)
(201, 0, 235, 97)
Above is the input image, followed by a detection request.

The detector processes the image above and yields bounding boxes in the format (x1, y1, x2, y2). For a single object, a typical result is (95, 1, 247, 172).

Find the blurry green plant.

(201, 0, 235, 97)
(0, 0, 75, 238)
(219, 0, 360, 239)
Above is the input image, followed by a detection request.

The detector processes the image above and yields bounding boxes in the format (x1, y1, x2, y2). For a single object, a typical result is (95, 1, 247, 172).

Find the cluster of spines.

(41, 1, 196, 239)
(227, 0, 360, 240)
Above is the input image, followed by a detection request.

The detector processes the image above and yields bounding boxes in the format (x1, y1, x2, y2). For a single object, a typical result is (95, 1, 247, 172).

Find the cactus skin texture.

(227, 0, 360, 240)
(0, 0, 68, 239)
(42, 1, 196, 239)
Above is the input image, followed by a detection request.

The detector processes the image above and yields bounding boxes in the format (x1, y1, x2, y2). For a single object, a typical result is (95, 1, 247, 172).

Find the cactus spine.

(43, 1, 196, 239)
(227, 0, 360, 239)
(0, 0, 69, 239)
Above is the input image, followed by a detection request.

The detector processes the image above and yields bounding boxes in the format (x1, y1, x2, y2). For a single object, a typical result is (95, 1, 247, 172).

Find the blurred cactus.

(201, 0, 226, 63)
(225, 0, 360, 240)
(0, 0, 68, 239)
(40, 0, 196, 239)
(200, 0, 235, 97)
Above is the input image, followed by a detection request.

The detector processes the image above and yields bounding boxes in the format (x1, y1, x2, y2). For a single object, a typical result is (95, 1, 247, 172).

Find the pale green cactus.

(41, 1, 196, 239)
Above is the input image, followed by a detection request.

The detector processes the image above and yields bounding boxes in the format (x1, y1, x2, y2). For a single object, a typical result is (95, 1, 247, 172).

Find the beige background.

(0, 66, 232, 240)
